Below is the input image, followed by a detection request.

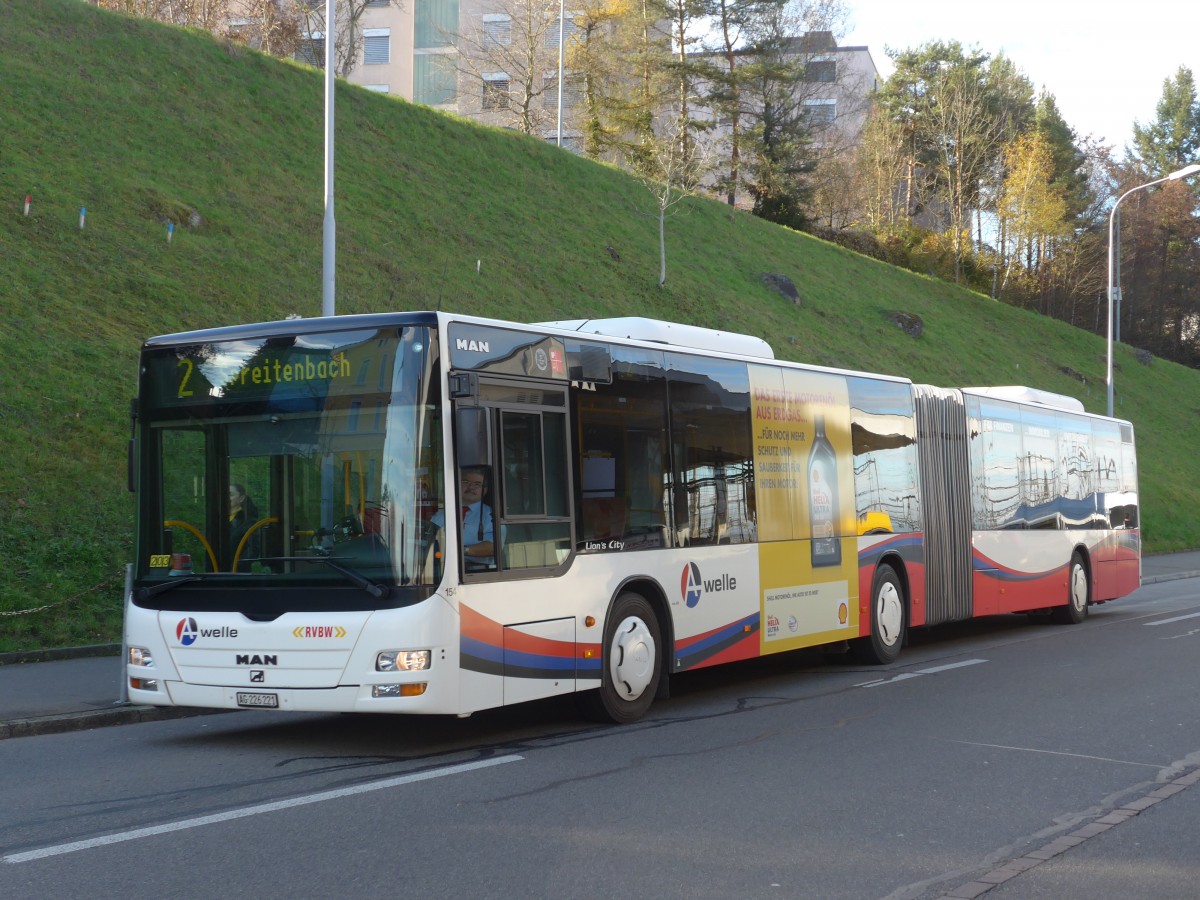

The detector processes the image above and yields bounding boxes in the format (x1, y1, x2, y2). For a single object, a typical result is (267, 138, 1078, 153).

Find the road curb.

(0, 705, 226, 741)
(0, 644, 121, 667)
(939, 765, 1200, 898)
(1140, 571, 1200, 585)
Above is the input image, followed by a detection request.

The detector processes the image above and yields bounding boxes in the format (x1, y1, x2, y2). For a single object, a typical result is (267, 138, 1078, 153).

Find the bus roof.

(960, 385, 1085, 412)
(537, 317, 776, 359)
(143, 310, 914, 386)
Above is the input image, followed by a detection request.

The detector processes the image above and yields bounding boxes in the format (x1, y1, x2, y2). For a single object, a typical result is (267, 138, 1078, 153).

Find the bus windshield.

(133, 324, 444, 610)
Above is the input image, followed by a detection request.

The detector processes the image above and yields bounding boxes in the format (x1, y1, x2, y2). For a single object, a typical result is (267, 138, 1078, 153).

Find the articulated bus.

(124, 313, 1141, 723)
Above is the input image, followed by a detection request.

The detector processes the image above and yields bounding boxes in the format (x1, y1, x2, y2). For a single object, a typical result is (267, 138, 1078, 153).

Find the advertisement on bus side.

(748, 366, 859, 652)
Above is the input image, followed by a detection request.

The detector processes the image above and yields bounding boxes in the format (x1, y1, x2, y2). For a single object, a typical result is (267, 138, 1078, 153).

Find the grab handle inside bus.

(456, 406, 492, 468)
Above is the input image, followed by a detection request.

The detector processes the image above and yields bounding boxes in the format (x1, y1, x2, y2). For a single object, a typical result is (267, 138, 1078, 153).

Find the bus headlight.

(129, 647, 154, 667)
(376, 650, 431, 672)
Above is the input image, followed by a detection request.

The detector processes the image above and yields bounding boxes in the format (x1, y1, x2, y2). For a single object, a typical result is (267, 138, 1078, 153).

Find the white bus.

(125, 313, 1141, 722)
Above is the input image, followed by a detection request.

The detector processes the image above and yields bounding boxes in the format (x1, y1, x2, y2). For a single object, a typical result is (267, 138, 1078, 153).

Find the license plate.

(236, 691, 279, 708)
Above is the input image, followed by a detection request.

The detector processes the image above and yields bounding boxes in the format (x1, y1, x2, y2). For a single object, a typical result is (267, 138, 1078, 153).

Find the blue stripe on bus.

(675, 612, 760, 669)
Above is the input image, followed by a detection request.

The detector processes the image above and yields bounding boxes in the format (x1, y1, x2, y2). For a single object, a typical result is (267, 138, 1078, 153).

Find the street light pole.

(1106, 162, 1200, 416)
(556, 0, 565, 147)
(322, 0, 337, 317)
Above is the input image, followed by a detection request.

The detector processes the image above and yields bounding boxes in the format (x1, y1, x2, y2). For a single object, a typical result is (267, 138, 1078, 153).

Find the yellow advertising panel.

(749, 366, 859, 653)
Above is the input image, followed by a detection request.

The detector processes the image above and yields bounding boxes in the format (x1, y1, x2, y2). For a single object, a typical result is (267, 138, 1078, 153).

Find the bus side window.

(574, 346, 670, 551)
(666, 354, 755, 546)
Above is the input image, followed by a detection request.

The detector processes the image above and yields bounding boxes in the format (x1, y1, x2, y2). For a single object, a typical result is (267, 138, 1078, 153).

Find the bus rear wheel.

(581, 592, 661, 724)
(1052, 552, 1089, 624)
(852, 564, 905, 665)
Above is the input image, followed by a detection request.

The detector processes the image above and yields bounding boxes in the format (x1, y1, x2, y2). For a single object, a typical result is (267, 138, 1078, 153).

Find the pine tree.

(1130, 66, 1200, 177)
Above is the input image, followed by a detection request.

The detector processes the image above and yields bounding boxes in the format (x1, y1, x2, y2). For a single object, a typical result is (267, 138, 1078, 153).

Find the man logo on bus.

(681, 562, 703, 608)
(176, 617, 199, 646)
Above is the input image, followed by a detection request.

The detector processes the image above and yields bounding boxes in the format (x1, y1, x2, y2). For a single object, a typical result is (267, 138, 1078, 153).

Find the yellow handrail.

(163, 520, 219, 572)
(232, 517, 279, 572)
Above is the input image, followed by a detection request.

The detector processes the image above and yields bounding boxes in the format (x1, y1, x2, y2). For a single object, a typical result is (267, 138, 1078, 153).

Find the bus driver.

(431, 468, 498, 569)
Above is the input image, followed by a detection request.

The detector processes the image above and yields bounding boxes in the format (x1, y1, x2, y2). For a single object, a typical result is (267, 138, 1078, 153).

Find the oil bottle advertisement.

(748, 365, 858, 653)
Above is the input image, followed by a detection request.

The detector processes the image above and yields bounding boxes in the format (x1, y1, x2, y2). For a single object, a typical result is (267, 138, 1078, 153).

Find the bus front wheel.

(852, 564, 905, 665)
(581, 592, 661, 724)
(1052, 553, 1089, 624)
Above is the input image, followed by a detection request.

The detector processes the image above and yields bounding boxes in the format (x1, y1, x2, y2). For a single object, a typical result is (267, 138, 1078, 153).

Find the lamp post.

(1106, 162, 1200, 416)
(555, 0, 565, 147)
(322, 0, 337, 317)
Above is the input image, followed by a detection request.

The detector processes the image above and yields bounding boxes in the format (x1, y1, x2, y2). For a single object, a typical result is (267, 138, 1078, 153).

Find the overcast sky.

(842, 0, 1199, 159)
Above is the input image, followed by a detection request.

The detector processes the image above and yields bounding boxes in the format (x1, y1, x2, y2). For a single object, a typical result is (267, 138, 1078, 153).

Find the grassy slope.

(2, 0, 1198, 650)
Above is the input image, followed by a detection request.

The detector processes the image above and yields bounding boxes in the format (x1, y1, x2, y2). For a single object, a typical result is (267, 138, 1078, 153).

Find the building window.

(364, 84, 390, 93)
(483, 74, 510, 109)
(542, 72, 584, 108)
(364, 29, 390, 65)
(805, 59, 836, 83)
(483, 14, 512, 46)
(803, 100, 836, 126)
(544, 13, 580, 48)
(416, 0, 458, 49)
(296, 35, 324, 67)
(545, 135, 582, 153)
(415, 52, 457, 105)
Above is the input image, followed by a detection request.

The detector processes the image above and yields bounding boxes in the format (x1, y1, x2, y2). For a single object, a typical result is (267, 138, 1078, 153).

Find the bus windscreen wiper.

(257, 556, 387, 599)
(136, 576, 203, 601)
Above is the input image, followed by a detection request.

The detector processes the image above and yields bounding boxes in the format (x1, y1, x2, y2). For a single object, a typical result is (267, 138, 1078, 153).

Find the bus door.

(451, 374, 576, 706)
(450, 374, 574, 577)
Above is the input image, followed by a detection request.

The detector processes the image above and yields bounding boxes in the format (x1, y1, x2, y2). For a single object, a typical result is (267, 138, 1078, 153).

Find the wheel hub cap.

(877, 583, 902, 646)
(611, 617, 655, 700)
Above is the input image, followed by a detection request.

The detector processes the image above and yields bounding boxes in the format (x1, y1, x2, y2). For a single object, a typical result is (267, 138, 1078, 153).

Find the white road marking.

(1145, 611, 1200, 627)
(948, 740, 1163, 768)
(1164, 628, 1200, 640)
(4, 754, 523, 864)
(856, 658, 987, 688)
(915, 659, 988, 675)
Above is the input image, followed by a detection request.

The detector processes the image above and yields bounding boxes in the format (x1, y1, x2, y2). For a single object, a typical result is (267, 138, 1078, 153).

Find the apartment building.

(693, 32, 879, 153)
(788, 31, 880, 146)
(282, 4, 876, 164)
(339, 0, 578, 147)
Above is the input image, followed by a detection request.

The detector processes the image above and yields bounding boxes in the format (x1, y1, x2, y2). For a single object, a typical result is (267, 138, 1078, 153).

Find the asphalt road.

(2, 579, 1199, 899)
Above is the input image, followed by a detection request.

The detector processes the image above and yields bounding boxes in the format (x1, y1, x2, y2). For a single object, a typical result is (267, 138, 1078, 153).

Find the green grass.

(2, 0, 1199, 651)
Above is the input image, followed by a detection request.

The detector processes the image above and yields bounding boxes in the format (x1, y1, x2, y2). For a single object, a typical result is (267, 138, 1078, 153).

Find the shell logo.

(838, 602, 849, 625)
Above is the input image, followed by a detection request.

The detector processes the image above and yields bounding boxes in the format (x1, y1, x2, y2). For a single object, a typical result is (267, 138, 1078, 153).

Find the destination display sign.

(143, 329, 395, 410)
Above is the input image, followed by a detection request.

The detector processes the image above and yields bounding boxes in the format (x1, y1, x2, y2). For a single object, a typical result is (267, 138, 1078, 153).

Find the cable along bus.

(125, 312, 1141, 723)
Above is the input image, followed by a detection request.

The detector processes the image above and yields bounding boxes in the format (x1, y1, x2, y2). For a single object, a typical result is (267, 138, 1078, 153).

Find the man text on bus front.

(431, 467, 497, 569)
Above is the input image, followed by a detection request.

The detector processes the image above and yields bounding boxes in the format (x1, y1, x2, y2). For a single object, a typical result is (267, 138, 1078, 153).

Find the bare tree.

(846, 106, 909, 230)
(89, 1, 390, 72)
(623, 112, 713, 286)
(91, 0, 231, 31)
(291, 0, 398, 77)
(227, 0, 303, 58)
(876, 42, 1029, 283)
(453, 0, 569, 135)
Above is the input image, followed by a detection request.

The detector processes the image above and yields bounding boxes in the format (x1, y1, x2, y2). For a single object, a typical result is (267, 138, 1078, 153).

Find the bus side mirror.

(456, 407, 492, 468)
